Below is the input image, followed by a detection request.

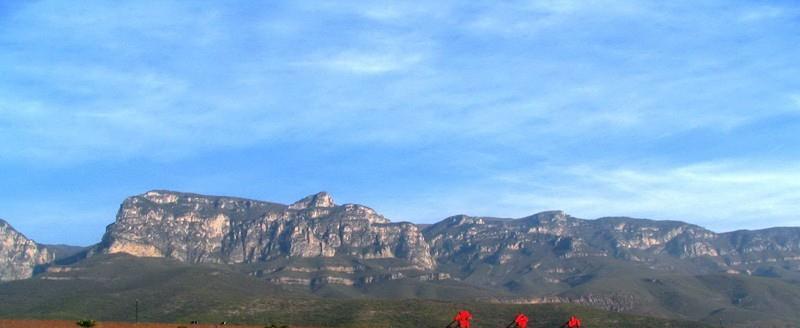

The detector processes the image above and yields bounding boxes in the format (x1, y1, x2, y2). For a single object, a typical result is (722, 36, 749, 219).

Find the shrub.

(76, 319, 96, 327)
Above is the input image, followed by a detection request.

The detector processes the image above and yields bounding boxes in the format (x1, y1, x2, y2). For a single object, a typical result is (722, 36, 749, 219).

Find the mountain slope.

(0, 219, 53, 281)
(0, 254, 711, 328)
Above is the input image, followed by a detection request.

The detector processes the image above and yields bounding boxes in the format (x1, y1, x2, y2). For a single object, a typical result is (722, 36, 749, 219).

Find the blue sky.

(1, 1, 799, 245)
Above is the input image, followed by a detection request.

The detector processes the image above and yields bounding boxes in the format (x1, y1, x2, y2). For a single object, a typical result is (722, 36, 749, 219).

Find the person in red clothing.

(559, 315, 582, 328)
(446, 310, 473, 328)
(509, 313, 528, 328)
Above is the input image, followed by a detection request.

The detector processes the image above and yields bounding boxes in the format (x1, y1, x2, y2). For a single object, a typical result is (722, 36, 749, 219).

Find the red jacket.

(514, 313, 529, 328)
(566, 316, 582, 328)
(454, 310, 472, 328)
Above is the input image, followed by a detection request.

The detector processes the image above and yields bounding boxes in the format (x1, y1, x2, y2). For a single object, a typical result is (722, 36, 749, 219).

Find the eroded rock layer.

(99, 191, 434, 270)
(0, 219, 53, 281)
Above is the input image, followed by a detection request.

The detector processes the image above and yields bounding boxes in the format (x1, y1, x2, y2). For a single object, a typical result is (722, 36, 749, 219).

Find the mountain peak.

(289, 192, 336, 210)
(0, 218, 20, 233)
(522, 210, 569, 222)
(142, 190, 181, 204)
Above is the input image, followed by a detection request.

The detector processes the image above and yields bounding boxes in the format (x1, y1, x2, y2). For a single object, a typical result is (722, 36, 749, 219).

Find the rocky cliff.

(94, 191, 800, 277)
(424, 211, 800, 281)
(6, 190, 800, 290)
(0, 219, 53, 281)
(99, 191, 434, 271)
(92, 190, 800, 292)
(6, 190, 800, 326)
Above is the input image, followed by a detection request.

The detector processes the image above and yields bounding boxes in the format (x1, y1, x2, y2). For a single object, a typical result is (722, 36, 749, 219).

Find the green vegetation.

(75, 319, 96, 327)
(0, 256, 710, 328)
(8, 253, 799, 327)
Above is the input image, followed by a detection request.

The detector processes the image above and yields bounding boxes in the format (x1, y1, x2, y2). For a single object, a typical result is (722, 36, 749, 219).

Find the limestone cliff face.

(716, 228, 800, 267)
(99, 191, 434, 270)
(8, 189, 800, 319)
(91, 189, 800, 294)
(424, 211, 605, 267)
(99, 191, 800, 278)
(423, 212, 800, 275)
(0, 219, 53, 281)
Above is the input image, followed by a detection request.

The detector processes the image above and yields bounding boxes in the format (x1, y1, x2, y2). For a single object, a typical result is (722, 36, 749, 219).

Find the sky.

(1, 1, 799, 246)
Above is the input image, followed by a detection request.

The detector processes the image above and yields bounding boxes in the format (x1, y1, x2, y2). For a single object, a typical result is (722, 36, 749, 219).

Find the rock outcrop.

(99, 190, 434, 270)
(91, 190, 800, 295)
(0, 219, 53, 281)
(423, 211, 800, 280)
(5, 188, 800, 326)
(96, 191, 800, 281)
(7, 189, 800, 296)
(5, 190, 800, 326)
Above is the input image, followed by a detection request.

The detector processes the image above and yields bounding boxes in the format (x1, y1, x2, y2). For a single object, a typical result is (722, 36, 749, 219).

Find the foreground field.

(0, 320, 317, 328)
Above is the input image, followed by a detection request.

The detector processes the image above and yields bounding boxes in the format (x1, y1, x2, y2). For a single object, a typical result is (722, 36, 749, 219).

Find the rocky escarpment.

(0, 219, 53, 281)
(6, 190, 800, 326)
(422, 211, 717, 268)
(96, 191, 800, 287)
(716, 228, 800, 268)
(489, 294, 638, 312)
(423, 211, 800, 283)
(99, 191, 434, 272)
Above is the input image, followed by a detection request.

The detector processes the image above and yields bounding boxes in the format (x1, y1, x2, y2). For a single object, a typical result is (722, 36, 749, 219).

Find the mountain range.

(2, 190, 800, 327)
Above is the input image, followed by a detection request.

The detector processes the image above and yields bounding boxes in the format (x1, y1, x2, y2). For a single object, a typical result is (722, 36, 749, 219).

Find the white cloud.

(483, 162, 800, 232)
(1, 0, 798, 166)
(375, 161, 800, 233)
(792, 94, 800, 109)
(465, 0, 647, 36)
(738, 6, 785, 22)
(358, 4, 415, 22)
(305, 51, 425, 74)
(297, 1, 452, 23)
(2, 0, 800, 244)
(0, 199, 113, 245)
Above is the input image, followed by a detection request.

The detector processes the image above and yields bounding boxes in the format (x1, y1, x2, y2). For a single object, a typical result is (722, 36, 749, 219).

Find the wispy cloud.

(2, 1, 800, 242)
(375, 161, 800, 233)
(300, 50, 425, 74)
(0, 199, 113, 245)
(464, 0, 647, 36)
(792, 94, 800, 109)
(2, 0, 798, 163)
(483, 162, 800, 231)
(738, 5, 786, 22)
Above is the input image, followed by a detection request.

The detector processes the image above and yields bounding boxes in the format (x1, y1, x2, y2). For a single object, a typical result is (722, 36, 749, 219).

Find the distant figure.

(190, 321, 199, 325)
(560, 315, 582, 328)
(446, 310, 473, 328)
(219, 321, 227, 325)
(506, 313, 529, 328)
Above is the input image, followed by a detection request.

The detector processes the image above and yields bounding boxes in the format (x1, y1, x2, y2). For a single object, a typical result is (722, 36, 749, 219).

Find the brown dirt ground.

(0, 320, 318, 328)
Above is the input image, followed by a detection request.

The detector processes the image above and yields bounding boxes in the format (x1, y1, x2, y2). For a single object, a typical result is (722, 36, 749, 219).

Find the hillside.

(0, 255, 710, 328)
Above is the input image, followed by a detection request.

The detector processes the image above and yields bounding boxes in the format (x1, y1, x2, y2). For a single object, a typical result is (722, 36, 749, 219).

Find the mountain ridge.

(2, 189, 800, 326)
(102, 190, 796, 234)
(4, 189, 800, 278)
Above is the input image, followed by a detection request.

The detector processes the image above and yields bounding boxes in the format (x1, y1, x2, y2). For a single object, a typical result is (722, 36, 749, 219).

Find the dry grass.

(0, 320, 318, 328)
